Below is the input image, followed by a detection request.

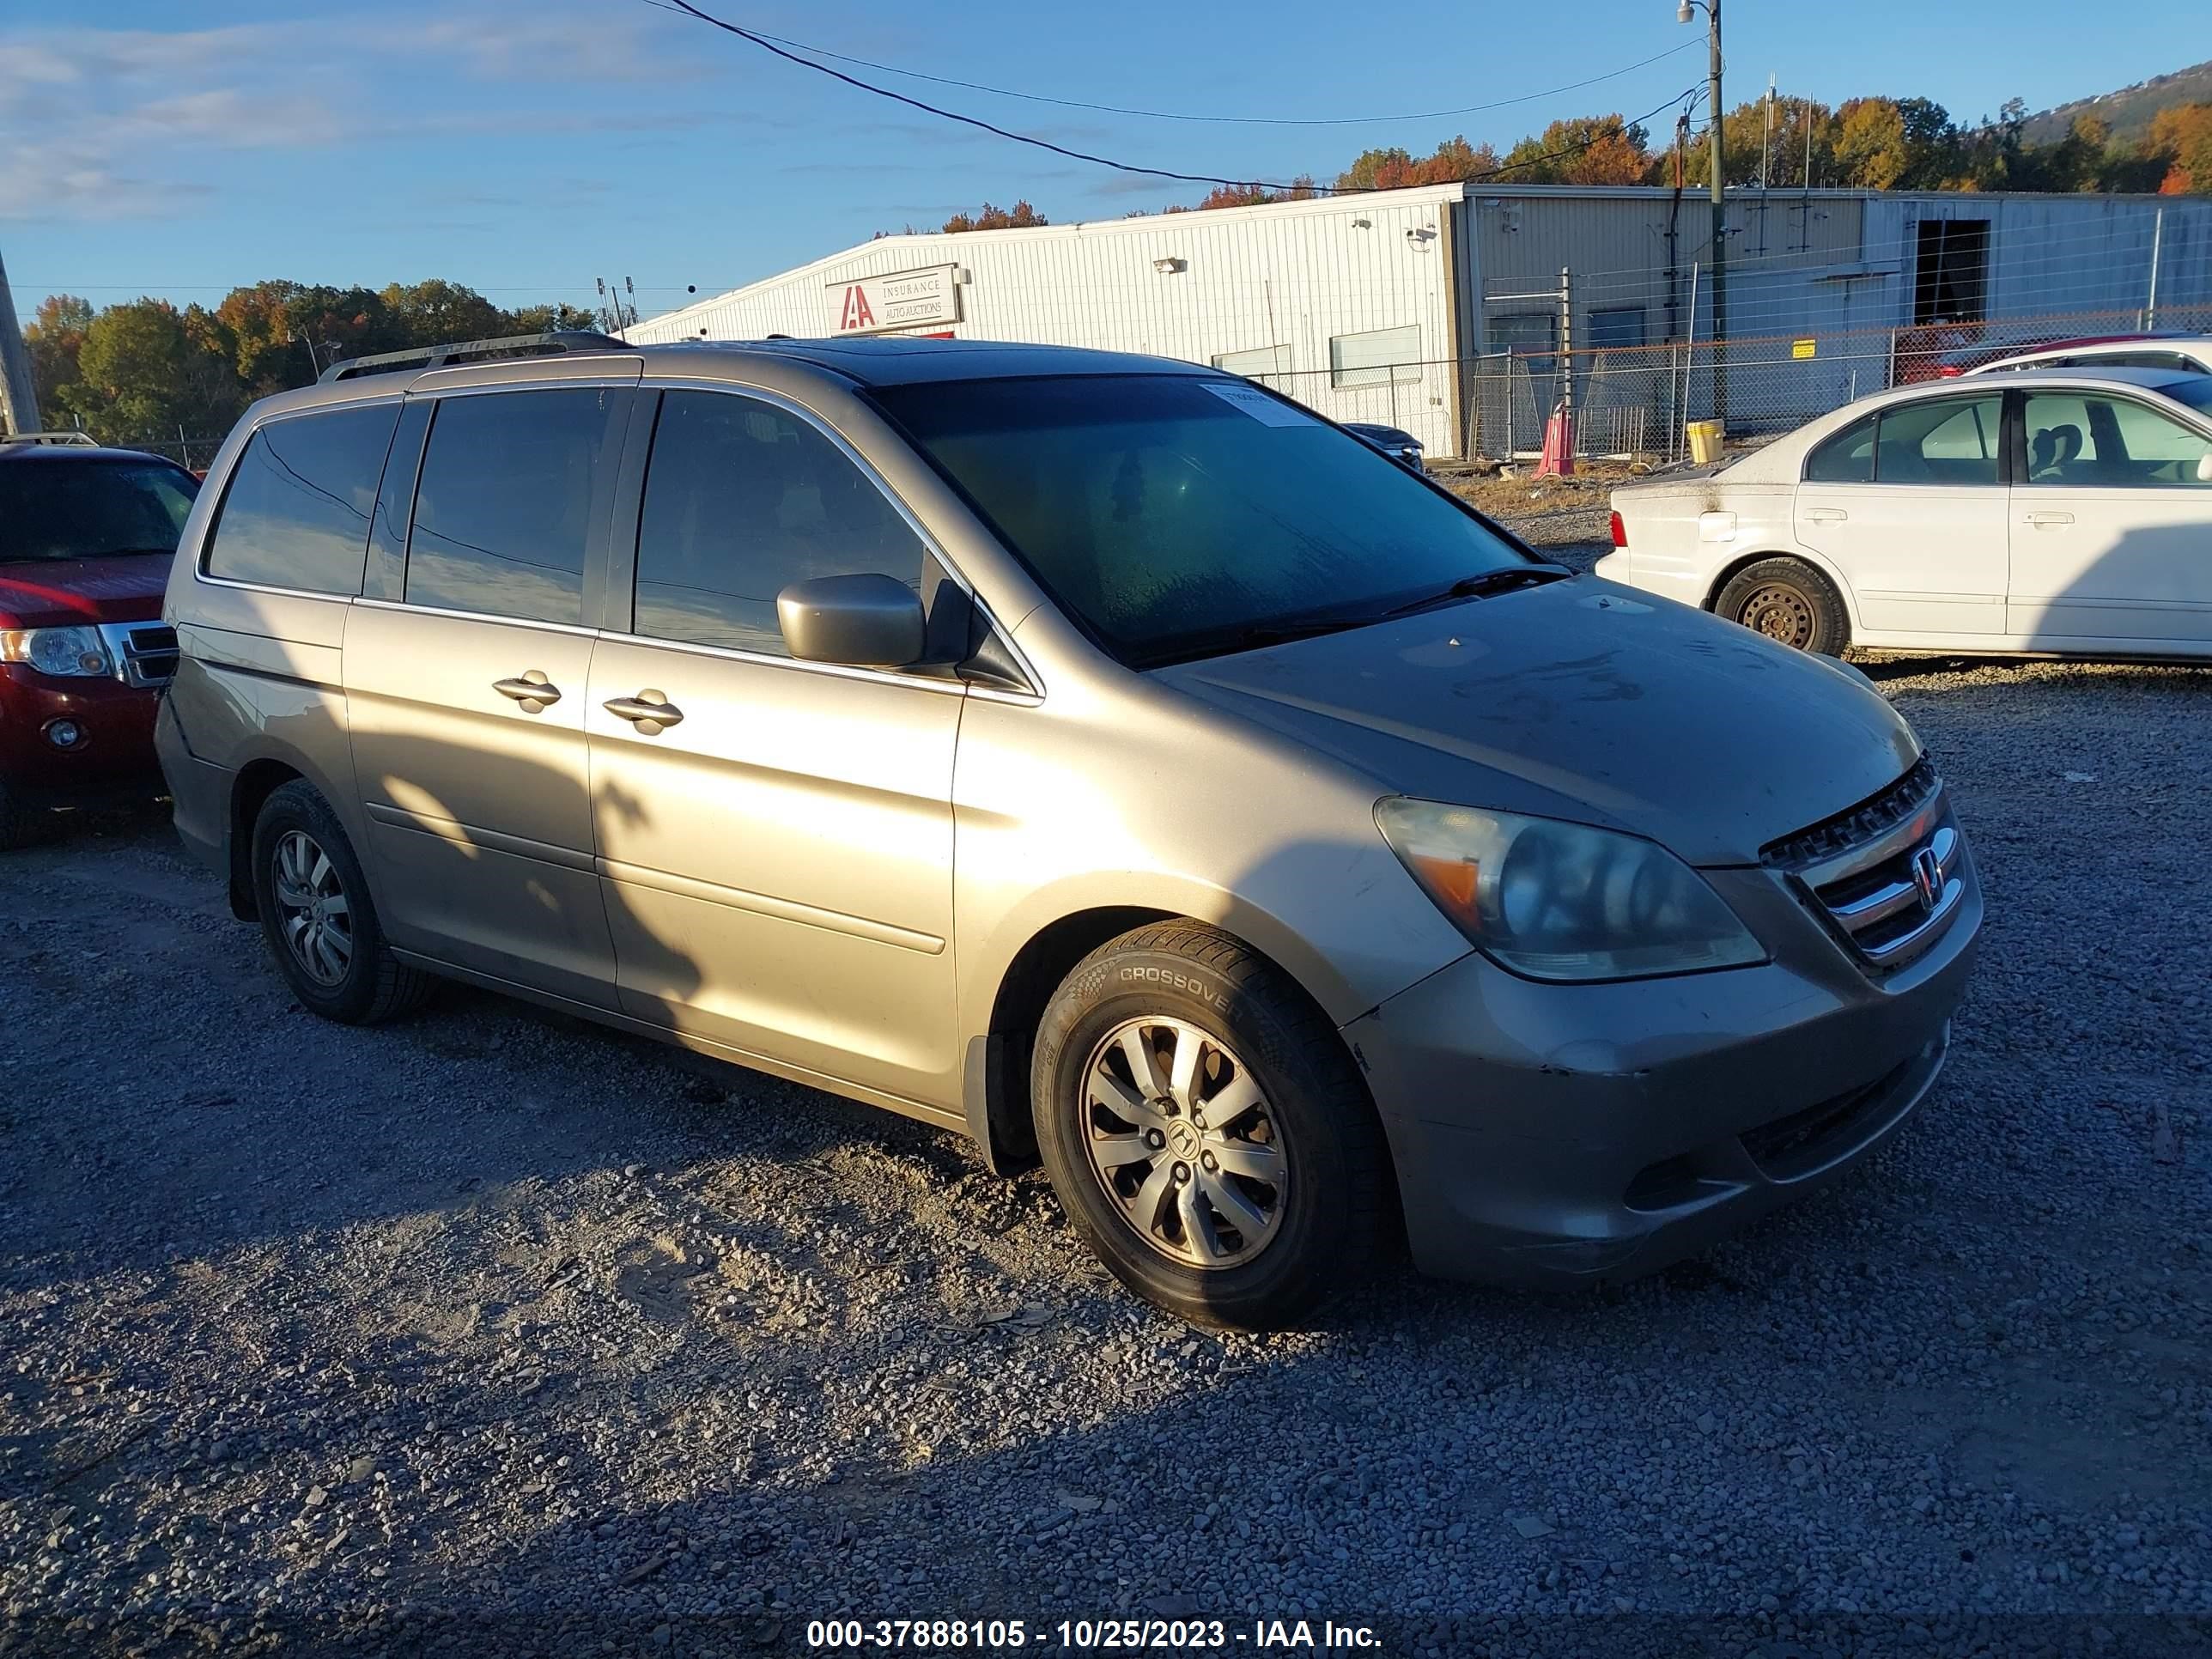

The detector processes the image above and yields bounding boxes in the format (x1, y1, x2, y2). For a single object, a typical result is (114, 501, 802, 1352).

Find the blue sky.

(1, 0, 2197, 326)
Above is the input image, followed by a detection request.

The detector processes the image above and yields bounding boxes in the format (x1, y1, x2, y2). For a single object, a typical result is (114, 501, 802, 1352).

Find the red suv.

(0, 435, 198, 847)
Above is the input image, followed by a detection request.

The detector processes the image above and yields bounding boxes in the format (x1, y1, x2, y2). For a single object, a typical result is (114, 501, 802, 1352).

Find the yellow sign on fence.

(1791, 338, 1818, 360)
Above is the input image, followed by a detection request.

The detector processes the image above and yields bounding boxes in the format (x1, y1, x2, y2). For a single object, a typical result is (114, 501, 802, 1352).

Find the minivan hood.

(0, 554, 172, 629)
(1158, 577, 1918, 866)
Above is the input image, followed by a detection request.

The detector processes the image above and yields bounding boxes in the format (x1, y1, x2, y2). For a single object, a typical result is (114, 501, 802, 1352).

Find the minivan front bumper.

(1343, 853, 1980, 1287)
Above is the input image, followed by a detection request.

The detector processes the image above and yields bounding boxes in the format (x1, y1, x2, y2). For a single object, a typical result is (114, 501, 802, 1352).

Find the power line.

(654, 0, 1700, 197)
(635, 3, 1697, 129)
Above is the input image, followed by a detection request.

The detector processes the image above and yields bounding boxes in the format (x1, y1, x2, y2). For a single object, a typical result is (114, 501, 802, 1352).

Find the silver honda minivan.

(157, 332, 1981, 1329)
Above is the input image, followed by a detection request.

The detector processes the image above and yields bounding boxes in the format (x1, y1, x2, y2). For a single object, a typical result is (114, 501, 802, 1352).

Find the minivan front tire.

(249, 780, 433, 1024)
(1030, 921, 1389, 1330)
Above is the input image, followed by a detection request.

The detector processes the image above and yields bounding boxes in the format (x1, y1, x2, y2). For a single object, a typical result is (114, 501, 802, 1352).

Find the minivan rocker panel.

(158, 333, 1978, 1330)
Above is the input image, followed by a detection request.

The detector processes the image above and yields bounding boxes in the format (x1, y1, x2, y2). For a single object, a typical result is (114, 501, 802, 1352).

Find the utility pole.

(1680, 0, 1726, 426)
(0, 243, 41, 437)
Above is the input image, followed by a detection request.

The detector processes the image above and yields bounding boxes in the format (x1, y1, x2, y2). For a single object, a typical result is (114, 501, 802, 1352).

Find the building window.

(1328, 325, 1422, 389)
(1486, 313, 1558, 376)
(1212, 343, 1292, 382)
(1589, 307, 1647, 351)
(1913, 220, 1990, 325)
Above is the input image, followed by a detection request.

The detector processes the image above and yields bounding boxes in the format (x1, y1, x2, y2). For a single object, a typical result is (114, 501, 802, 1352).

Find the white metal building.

(626, 184, 2212, 461)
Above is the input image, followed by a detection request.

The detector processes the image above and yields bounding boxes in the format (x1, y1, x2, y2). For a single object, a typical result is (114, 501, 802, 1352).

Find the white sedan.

(1966, 335, 2212, 378)
(1597, 367, 2212, 658)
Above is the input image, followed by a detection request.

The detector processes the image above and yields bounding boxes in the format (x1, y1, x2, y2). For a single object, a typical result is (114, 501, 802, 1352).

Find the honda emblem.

(1911, 845, 1943, 913)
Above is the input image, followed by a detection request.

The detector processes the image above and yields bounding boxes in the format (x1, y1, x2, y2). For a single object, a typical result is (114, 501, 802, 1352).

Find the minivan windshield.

(0, 460, 198, 565)
(871, 374, 1534, 666)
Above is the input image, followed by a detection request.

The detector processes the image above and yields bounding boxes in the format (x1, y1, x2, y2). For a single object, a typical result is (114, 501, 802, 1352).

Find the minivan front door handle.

(492, 672, 562, 713)
(2024, 511, 2075, 527)
(604, 690, 684, 735)
(1804, 507, 1848, 523)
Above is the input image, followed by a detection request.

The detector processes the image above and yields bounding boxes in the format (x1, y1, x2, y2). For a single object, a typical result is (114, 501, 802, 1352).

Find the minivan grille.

(97, 622, 179, 689)
(1760, 755, 1938, 870)
(1765, 757, 1966, 973)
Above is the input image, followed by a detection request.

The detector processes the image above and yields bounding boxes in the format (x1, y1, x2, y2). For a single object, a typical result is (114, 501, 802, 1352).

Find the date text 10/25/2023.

(805, 1618, 1383, 1651)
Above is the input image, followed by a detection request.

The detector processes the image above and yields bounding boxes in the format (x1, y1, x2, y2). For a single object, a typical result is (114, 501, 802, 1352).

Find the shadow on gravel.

(1851, 653, 2212, 687)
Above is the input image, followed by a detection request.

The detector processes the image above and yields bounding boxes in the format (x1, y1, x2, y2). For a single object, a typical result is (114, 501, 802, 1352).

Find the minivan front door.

(1794, 392, 2008, 638)
(586, 389, 966, 1109)
(345, 384, 635, 1007)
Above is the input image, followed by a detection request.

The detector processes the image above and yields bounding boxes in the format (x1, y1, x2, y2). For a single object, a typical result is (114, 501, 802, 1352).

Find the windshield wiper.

(1231, 615, 1376, 649)
(1379, 563, 1572, 618)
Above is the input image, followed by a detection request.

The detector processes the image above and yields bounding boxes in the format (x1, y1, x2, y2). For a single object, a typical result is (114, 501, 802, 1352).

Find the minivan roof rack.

(318, 330, 629, 384)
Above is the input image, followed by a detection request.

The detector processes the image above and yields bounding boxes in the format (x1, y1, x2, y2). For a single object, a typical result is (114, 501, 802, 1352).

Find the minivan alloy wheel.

(271, 830, 353, 987)
(1080, 1016, 1288, 1270)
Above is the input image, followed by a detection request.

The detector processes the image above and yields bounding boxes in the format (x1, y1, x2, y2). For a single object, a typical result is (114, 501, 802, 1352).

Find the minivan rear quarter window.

(405, 388, 625, 625)
(871, 374, 1528, 666)
(204, 404, 399, 593)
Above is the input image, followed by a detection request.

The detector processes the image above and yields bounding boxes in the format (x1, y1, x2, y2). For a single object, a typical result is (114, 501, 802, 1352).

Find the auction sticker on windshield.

(1201, 381, 1318, 426)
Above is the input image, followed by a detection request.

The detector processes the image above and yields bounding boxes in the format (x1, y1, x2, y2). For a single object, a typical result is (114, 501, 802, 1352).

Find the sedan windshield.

(0, 461, 198, 564)
(870, 374, 1531, 665)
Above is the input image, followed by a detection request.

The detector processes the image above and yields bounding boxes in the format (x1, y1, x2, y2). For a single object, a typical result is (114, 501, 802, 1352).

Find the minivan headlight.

(1375, 797, 1765, 981)
(0, 626, 113, 678)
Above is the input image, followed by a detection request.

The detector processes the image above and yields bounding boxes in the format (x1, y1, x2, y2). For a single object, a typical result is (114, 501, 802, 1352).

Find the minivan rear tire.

(1714, 557, 1850, 656)
(249, 780, 434, 1024)
(1030, 921, 1389, 1330)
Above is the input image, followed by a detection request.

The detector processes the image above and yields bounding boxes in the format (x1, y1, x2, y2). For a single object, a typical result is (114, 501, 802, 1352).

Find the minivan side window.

(204, 404, 400, 593)
(405, 388, 626, 625)
(632, 391, 927, 657)
(1803, 415, 1875, 483)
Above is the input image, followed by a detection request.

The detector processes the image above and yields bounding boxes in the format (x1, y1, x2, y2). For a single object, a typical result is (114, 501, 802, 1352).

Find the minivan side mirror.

(777, 572, 927, 667)
(2197, 453, 2212, 483)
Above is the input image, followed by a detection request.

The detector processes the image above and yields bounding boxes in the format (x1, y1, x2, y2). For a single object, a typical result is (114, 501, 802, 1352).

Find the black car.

(1341, 422, 1425, 473)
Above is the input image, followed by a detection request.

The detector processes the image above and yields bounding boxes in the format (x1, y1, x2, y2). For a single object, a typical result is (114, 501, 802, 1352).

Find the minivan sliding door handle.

(493, 672, 562, 712)
(604, 691, 684, 735)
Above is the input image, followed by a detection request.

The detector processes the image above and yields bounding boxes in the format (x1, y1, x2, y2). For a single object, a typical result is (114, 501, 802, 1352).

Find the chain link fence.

(1256, 301, 2212, 467)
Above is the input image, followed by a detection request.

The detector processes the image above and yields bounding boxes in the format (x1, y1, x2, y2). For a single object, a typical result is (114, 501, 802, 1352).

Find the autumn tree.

(1499, 116, 1650, 185)
(54, 300, 246, 445)
(21, 295, 94, 429)
(2148, 102, 2212, 193)
(378, 279, 507, 346)
(939, 200, 1049, 233)
(1178, 175, 1319, 211)
(1334, 138, 1498, 192)
(509, 301, 601, 333)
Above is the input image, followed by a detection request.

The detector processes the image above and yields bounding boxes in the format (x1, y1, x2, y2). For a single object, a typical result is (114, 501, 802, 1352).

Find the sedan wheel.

(1079, 1016, 1288, 1270)
(1736, 581, 1817, 648)
(1713, 557, 1850, 656)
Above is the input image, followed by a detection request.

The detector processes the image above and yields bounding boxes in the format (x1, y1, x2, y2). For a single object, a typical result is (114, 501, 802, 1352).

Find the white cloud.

(0, 7, 711, 222)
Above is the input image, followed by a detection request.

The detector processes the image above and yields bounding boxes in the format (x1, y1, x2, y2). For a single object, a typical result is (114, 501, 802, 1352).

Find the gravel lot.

(3, 536, 2209, 1657)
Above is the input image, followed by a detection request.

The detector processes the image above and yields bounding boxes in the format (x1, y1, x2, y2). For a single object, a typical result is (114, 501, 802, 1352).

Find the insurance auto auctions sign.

(827, 265, 961, 335)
